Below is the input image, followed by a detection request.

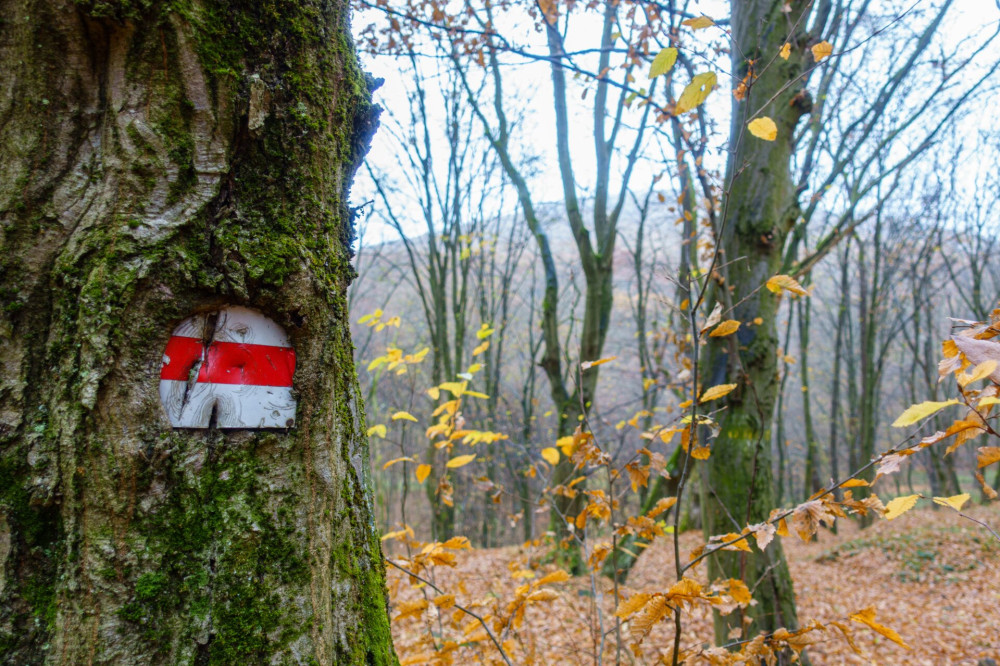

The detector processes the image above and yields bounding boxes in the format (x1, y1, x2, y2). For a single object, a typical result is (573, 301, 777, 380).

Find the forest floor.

(387, 501, 1000, 665)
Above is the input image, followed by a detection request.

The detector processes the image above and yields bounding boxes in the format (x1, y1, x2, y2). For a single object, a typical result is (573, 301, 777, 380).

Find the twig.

(386, 559, 514, 666)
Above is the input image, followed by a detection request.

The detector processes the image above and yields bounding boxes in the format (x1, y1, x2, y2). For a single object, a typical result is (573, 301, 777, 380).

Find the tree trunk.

(0, 2, 396, 663)
(700, 0, 812, 650)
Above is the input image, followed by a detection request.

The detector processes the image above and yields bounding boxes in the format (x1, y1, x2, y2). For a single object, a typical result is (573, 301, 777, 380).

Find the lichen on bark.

(0, 1, 394, 663)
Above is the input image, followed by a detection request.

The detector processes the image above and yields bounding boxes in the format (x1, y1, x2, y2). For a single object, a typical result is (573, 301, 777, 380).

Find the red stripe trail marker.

(159, 306, 297, 428)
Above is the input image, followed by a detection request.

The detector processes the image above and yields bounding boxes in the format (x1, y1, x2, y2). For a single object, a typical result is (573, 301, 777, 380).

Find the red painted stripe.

(160, 336, 204, 381)
(160, 337, 295, 387)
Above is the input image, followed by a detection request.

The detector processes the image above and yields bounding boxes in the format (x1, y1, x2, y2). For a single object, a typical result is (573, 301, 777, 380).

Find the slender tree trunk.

(0, 2, 396, 663)
(799, 293, 822, 500)
(700, 0, 813, 651)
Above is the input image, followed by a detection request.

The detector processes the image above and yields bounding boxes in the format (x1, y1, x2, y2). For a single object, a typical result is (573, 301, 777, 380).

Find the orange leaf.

(849, 607, 909, 649)
(811, 41, 833, 62)
(709, 319, 741, 337)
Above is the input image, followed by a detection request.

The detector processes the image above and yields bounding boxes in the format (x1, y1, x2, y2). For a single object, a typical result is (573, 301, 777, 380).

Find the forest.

(0, 0, 996, 664)
(351, 0, 1000, 663)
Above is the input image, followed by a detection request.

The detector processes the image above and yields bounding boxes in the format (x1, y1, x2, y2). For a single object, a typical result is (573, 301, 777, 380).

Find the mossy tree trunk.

(699, 0, 813, 653)
(0, 1, 396, 663)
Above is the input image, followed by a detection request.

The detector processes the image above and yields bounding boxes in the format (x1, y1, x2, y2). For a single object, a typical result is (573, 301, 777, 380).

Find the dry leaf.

(952, 336, 1000, 382)
(682, 15, 714, 29)
(883, 494, 920, 520)
(891, 399, 958, 427)
(932, 493, 970, 511)
(977, 446, 1000, 468)
(765, 274, 809, 296)
(848, 607, 909, 649)
(647, 496, 678, 518)
(700, 383, 737, 402)
(446, 454, 476, 468)
(675, 72, 717, 115)
(383, 456, 415, 469)
(811, 41, 833, 61)
(710, 319, 741, 337)
(649, 47, 678, 79)
(747, 117, 778, 141)
(582, 356, 617, 370)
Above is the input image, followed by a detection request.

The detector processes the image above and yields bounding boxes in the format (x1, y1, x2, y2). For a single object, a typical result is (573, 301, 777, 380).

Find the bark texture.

(0, 1, 395, 663)
(699, 0, 812, 652)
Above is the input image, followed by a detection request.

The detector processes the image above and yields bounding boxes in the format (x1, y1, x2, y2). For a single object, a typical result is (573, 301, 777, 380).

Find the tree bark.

(0, 2, 396, 663)
(699, 0, 812, 651)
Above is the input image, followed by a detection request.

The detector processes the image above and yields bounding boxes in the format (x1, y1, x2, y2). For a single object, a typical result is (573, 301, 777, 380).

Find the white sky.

(352, 1, 1000, 245)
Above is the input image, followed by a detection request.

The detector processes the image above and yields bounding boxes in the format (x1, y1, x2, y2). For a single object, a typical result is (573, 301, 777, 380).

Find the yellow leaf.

(682, 15, 714, 29)
(440, 536, 471, 549)
(463, 390, 489, 399)
(811, 41, 833, 62)
(978, 446, 1000, 468)
(700, 383, 737, 403)
(891, 399, 959, 427)
(367, 424, 387, 438)
(647, 496, 677, 518)
(978, 396, 1000, 407)
(747, 116, 778, 141)
(536, 569, 571, 585)
(720, 533, 752, 552)
(415, 464, 432, 483)
(779, 42, 791, 59)
(426, 387, 441, 401)
(472, 340, 489, 356)
(883, 494, 920, 520)
(958, 360, 998, 387)
(976, 471, 998, 499)
(391, 411, 418, 423)
(446, 454, 476, 468)
(582, 356, 617, 370)
(849, 607, 909, 649)
(932, 493, 970, 511)
(649, 47, 677, 79)
(727, 579, 752, 606)
(615, 593, 652, 618)
(382, 456, 414, 469)
(476, 323, 494, 339)
(709, 319, 741, 337)
(394, 598, 429, 621)
(690, 445, 711, 460)
(765, 274, 809, 296)
(433, 594, 456, 609)
(439, 381, 467, 397)
(674, 72, 717, 115)
(839, 478, 869, 488)
(540, 447, 560, 465)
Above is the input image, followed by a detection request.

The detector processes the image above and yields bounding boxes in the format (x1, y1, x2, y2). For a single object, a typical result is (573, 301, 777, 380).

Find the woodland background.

(348, 0, 1000, 663)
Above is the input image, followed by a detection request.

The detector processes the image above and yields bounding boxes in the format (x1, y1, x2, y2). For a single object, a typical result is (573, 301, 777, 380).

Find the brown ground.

(388, 501, 1000, 665)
